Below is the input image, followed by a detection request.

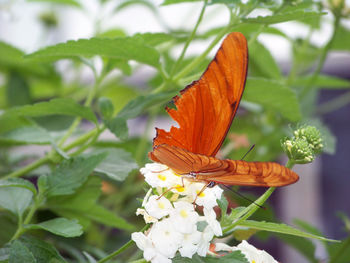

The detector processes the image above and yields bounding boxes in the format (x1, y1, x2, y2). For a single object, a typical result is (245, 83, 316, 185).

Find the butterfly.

(148, 32, 299, 188)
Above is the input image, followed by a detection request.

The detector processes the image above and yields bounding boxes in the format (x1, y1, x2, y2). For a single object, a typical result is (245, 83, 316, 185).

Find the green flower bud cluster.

(282, 125, 324, 164)
(294, 125, 324, 154)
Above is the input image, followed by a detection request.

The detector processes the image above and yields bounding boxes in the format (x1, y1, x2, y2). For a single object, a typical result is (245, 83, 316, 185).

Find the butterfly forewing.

(153, 144, 299, 187)
(149, 32, 248, 162)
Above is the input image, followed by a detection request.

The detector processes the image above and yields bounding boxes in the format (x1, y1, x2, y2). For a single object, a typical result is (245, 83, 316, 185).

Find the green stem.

(70, 126, 106, 156)
(10, 215, 24, 241)
(58, 63, 104, 148)
(316, 91, 350, 115)
(223, 187, 276, 234)
(2, 156, 50, 180)
(135, 108, 158, 164)
(173, 25, 230, 83)
(300, 15, 341, 98)
(170, 0, 208, 76)
(97, 225, 149, 263)
(2, 126, 101, 179)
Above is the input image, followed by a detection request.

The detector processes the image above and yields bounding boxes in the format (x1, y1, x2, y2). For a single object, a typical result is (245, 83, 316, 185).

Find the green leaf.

(15, 236, 66, 263)
(249, 41, 281, 79)
(328, 237, 350, 263)
(0, 178, 37, 196)
(24, 218, 83, 238)
(217, 195, 228, 220)
(0, 179, 35, 217)
(9, 240, 35, 263)
(243, 10, 326, 24)
(105, 117, 128, 140)
(332, 25, 350, 51)
(161, 0, 201, 5)
(117, 92, 172, 120)
(0, 125, 53, 145)
(173, 251, 248, 263)
(292, 74, 350, 89)
(98, 97, 114, 120)
(93, 148, 138, 181)
(28, 0, 81, 8)
(244, 78, 301, 121)
(6, 72, 31, 107)
(83, 252, 97, 263)
(106, 91, 173, 140)
(4, 98, 97, 124)
(48, 177, 133, 230)
(0, 247, 10, 262)
(132, 32, 175, 46)
(46, 153, 107, 197)
(26, 37, 160, 67)
(0, 41, 53, 76)
(237, 220, 338, 242)
(276, 234, 317, 263)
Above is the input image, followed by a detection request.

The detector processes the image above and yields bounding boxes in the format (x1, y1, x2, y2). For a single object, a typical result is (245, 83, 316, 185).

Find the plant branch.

(300, 15, 341, 98)
(97, 225, 149, 263)
(316, 91, 350, 115)
(170, 0, 208, 76)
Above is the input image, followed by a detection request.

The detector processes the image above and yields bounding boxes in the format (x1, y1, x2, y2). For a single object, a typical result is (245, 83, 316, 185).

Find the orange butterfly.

(149, 32, 298, 188)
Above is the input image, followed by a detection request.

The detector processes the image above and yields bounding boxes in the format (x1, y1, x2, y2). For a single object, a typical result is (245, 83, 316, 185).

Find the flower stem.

(173, 25, 230, 83)
(316, 91, 350, 115)
(2, 156, 50, 180)
(300, 15, 341, 98)
(223, 187, 276, 234)
(170, 0, 208, 76)
(97, 225, 149, 263)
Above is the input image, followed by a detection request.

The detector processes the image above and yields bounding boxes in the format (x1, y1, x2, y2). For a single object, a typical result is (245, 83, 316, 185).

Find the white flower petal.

(237, 240, 278, 263)
(203, 208, 222, 236)
(169, 201, 199, 234)
(149, 219, 183, 258)
(145, 195, 173, 219)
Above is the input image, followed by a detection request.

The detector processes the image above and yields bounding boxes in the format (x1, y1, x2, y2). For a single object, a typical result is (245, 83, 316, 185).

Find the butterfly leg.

(192, 181, 215, 208)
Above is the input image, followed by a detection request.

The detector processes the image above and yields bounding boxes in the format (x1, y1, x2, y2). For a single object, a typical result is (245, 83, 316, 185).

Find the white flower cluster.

(132, 163, 224, 263)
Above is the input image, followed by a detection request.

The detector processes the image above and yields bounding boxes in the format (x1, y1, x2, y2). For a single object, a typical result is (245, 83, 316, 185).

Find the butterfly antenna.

(222, 184, 266, 210)
(241, 144, 255, 160)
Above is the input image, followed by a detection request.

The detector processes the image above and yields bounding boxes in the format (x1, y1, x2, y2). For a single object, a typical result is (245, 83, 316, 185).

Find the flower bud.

(293, 125, 324, 154)
(282, 137, 314, 164)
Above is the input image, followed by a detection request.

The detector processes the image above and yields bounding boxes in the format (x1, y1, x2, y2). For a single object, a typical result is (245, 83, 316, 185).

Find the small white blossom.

(131, 232, 171, 263)
(203, 208, 222, 236)
(148, 218, 183, 258)
(145, 195, 173, 219)
(136, 208, 158, 224)
(141, 163, 182, 188)
(197, 226, 215, 257)
(178, 230, 202, 258)
(169, 201, 199, 234)
(190, 183, 223, 209)
(214, 240, 278, 263)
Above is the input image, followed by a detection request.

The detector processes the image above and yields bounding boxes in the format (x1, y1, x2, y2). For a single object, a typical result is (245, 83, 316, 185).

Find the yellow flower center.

(158, 202, 165, 209)
(180, 209, 188, 218)
(252, 261, 256, 263)
(174, 184, 185, 192)
(196, 190, 205, 197)
(157, 174, 167, 181)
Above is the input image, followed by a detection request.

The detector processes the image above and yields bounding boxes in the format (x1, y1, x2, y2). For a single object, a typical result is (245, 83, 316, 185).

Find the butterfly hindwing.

(153, 144, 299, 187)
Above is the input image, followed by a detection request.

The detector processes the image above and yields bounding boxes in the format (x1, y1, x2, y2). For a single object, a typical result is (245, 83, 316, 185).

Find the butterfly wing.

(149, 32, 248, 162)
(153, 144, 299, 187)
